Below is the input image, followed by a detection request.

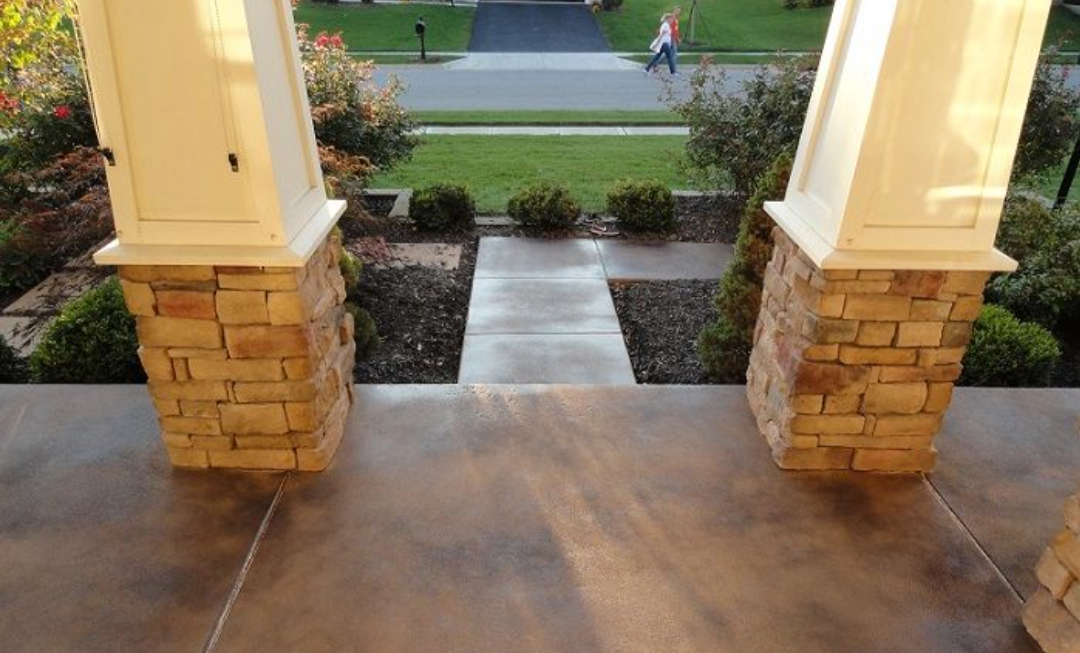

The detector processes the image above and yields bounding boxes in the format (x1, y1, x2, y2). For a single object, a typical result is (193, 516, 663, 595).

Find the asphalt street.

(372, 65, 751, 111)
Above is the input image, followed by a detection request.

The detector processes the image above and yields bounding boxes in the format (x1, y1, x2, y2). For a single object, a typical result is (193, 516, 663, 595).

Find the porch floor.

(2, 384, 1078, 652)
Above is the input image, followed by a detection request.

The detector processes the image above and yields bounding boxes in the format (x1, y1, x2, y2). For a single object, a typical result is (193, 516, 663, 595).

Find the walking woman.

(644, 13, 677, 76)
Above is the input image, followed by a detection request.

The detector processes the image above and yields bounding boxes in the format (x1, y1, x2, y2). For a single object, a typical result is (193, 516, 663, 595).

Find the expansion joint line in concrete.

(923, 475, 1023, 603)
(201, 473, 290, 653)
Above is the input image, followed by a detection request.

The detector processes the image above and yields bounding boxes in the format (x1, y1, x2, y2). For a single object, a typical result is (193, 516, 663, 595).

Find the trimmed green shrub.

(698, 153, 793, 382)
(607, 179, 676, 233)
(508, 182, 580, 230)
(783, 0, 833, 7)
(409, 184, 476, 232)
(960, 305, 1061, 387)
(340, 249, 362, 296)
(987, 202, 1080, 331)
(0, 335, 27, 383)
(995, 196, 1057, 263)
(0, 219, 51, 294)
(345, 302, 381, 361)
(29, 278, 144, 383)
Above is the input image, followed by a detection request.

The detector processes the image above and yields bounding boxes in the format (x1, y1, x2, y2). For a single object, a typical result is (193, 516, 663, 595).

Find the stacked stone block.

(747, 228, 988, 472)
(1024, 493, 1080, 653)
(118, 236, 355, 471)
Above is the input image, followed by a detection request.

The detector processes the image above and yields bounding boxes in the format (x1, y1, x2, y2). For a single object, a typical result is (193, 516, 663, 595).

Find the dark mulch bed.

(672, 193, 744, 243)
(351, 241, 476, 384)
(611, 280, 719, 385)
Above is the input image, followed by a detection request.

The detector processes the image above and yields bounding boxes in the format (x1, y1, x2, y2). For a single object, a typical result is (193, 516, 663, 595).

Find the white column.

(77, 0, 345, 266)
(74, 0, 355, 472)
(745, 0, 1052, 474)
(766, 0, 1051, 272)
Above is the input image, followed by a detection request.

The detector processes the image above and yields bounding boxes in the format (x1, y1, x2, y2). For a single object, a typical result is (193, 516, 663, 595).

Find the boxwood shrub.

(698, 153, 793, 382)
(345, 302, 381, 361)
(959, 305, 1061, 387)
(607, 179, 676, 233)
(409, 184, 476, 232)
(29, 278, 144, 383)
(508, 182, 580, 230)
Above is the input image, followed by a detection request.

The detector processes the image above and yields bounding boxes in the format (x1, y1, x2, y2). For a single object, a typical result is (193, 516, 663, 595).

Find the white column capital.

(76, 0, 343, 267)
(768, 0, 1052, 271)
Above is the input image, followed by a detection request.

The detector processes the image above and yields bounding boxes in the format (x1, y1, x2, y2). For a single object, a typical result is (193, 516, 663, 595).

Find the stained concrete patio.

(2, 384, 1078, 652)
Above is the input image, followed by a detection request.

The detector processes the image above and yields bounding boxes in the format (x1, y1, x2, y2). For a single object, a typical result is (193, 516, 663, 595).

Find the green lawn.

(293, 1, 474, 52)
(370, 135, 692, 212)
(413, 110, 680, 125)
(599, 2, 1080, 53)
(598, 0, 832, 52)
(1019, 158, 1080, 207)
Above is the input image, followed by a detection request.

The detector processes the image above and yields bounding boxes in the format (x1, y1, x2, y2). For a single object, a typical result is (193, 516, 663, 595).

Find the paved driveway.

(469, 3, 610, 52)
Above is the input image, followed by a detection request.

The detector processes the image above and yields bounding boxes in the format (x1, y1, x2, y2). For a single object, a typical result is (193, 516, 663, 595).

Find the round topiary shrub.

(606, 179, 676, 233)
(0, 335, 27, 383)
(29, 278, 145, 384)
(959, 305, 1061, 387)
(409, 184, 476, 232)
(508, 182, 580, 231)
(345, 302, 381, 361)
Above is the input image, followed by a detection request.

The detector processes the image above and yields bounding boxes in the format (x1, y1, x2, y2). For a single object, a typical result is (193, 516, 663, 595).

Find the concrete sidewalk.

(417, 125, 689, 135)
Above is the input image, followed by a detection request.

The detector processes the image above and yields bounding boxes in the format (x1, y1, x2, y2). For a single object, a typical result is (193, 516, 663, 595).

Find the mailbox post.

(415, 17, 427, 62)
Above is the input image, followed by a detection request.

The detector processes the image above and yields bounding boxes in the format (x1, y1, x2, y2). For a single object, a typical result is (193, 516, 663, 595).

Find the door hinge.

(228, 152, 239, 172)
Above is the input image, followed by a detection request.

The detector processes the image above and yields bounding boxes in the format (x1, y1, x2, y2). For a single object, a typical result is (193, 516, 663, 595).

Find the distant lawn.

(598, 0, 832, 52)
(600, 2, 1080, 53)
(413, 110, 680, 125)
(370, 135, 692, 212)
(1020, 158, 1080, 207)
(294, 1, 474, 51)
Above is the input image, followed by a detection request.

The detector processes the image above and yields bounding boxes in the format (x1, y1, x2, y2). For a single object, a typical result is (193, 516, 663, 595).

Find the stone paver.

(376, 243, 463, 270)
(466, 278, 621, 335)
(0, 385, 282, 653)
(597, 241, 734, 281)
(475, 237, 604, 279)
(2, 269, 105, 316)
(213, 384, 1042, 653)
(932, 388, 1080, 598)
(459, 334, 635, 384)
(0, 315, 52, 356)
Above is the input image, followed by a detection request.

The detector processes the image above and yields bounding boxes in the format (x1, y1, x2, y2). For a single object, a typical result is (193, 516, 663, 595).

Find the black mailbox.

(415, 18, 426, 36)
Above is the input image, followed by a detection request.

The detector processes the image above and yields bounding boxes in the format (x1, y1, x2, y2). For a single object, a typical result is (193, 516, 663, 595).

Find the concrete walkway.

(417, 125, 689, 135)
(459, 237, 733, 383)
(3, 383, 1077, 652)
